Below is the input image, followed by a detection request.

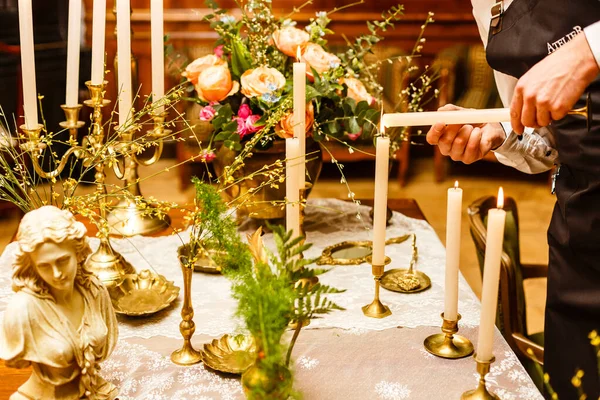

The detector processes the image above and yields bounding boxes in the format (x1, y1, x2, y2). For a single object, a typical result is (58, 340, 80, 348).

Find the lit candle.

(286, 137, 301, 237)
(65, 0, 82, 106)
(476, 187, 506, 362)
(372, 133, 390, 266)
(18, 0, 38, 129)
(150, 0, 164, 113)
(444, 181, 462, 322)
(293, 47, 306, 188)
(116, 0, 132, 127)
(382, 108, 511, 128)
(90, 0, 107, 85)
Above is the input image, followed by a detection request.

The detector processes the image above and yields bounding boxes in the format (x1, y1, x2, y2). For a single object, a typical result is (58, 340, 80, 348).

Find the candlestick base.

(460, 356, 500, 400)
(107, 198, 171, 237)
(362, 258, 392, 319)
(85, 238, 136, 288)
(423, 313, 473, 359)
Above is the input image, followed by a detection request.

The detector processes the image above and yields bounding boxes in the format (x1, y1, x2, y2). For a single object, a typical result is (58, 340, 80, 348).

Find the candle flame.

(296, 46, 302, 62)
(454, 180, 459, 189)
(497, 187, 504, 209)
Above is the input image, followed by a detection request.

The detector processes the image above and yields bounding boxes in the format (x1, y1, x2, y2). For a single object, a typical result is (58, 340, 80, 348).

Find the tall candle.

(476, 187, 506, 362)
(382, 108, 510, 128)
(65, 0, 82, 106)
(293, 47, 306, 188)
(116, 0, 132, 127)
(444, 181, 463, 321)
(150, 0, 164, 113)
(372, 134, 390, 266)
(91, 0, 107, 85)
(18, 0, 38, 129)
(286, 137, 301, 237)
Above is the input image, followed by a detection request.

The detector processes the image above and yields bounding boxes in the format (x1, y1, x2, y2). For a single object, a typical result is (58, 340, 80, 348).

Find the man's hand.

(426, 104, 506, 164)
(510, 33, 600, 134)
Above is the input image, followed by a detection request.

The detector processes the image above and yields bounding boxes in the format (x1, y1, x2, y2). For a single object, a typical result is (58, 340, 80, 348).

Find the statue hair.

(12, 206, 95, 296)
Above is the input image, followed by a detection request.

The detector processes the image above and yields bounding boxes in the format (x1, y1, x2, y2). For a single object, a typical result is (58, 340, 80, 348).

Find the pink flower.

(199, 105, 217, 121)
(236, 114, 263, 138)
(347, 129, 363, 141)
(214, 45, 224, 58)
(238, 104, 252, 119)
(199, 149, 216, 162)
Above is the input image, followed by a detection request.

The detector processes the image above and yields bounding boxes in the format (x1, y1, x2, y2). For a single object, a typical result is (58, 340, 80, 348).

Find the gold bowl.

(380, 269, 431, 293)
(109, 269, 180, 316)
(201, 334, 256, 375)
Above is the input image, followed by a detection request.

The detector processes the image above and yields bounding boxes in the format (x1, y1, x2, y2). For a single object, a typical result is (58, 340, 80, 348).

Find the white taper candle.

(293, 48, 306, 189)
(286, 137, 301, 238)
(382, 108, 511, 128)
(65, 0, 82, 106)
(150, 0, 165, 113)
(18, 0, 38, 129)
(476, 188, 506, 362)
(90, 0, 106, 85)
(444, 181, 463, 321)
(116, 0, 132, 127)
(372, 135, 390, 266)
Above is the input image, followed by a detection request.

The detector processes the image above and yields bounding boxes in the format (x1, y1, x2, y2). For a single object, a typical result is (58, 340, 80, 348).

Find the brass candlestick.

(106, 112, 172, 236)
(298, 182, 312, 238)
(461, 356, 500, 400)
(83, 80, 136, 287)
(423, 313, 474, 359)
(171, 252, 202, 366)
(362, 256, 392, 318)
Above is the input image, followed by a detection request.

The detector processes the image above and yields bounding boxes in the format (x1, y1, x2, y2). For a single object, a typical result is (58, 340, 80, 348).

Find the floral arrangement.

(181, 0, 435, 160)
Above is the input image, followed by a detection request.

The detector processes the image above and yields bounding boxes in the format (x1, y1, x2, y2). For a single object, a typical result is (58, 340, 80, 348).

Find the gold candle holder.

(423, 313, 474, 359)
(59, 104, 85, 145)
(83, 80, 136, 287)
(106, 112, 172, 237)
(171, 257, 202, 366)
(362, 256, 392, 318)
(461, 355, 500, 400)
(298, 182, 312, 238)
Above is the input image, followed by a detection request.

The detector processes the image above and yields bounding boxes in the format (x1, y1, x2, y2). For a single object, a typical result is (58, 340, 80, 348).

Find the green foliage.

(228, 224, 344, 397)
(187, 178, 252, 272)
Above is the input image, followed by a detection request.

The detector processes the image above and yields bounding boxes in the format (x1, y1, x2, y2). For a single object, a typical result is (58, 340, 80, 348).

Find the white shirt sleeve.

(470, 0, 558, 174)
(584, 21, 600, 68)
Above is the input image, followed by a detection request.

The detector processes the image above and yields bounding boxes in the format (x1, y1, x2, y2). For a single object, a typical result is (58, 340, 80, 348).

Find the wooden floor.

(0, 155, 551, 342)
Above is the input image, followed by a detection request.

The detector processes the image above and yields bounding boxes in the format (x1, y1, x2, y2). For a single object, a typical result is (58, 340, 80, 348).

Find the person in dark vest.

(426, 1, 600, 398)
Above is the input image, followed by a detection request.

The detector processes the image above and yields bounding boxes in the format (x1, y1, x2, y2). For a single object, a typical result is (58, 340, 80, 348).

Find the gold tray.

(381, 269, 431, 294)
(109, 269, 180, 316)
(201, 334, 256, 375)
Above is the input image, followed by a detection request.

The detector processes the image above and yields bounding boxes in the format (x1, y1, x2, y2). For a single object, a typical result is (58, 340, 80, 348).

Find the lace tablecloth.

(0, 199, 542, 399)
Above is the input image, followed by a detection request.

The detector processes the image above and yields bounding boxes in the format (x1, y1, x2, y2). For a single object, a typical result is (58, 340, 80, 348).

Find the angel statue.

(0, 206, 118, 399)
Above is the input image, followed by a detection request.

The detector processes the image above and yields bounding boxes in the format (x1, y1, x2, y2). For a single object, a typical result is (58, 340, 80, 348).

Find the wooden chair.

(468, 196, 547, 389)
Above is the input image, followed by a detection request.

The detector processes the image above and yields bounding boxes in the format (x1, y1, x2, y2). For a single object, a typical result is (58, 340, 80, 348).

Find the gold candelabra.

(461, 355, 500, 400)
(106, 112, 172, 236)
(362, 256, 392, 318)
(423, 313, 474, 359)
(19, 80, 136, 287)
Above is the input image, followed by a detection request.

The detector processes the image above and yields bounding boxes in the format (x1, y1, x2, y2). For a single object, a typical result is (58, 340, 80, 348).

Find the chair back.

(467, 196, 527, 353)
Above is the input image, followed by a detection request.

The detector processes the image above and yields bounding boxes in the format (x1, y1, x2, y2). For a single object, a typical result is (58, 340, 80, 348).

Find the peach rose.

(301, 43, 341, 75)
(340, 77, 375, 106)
(195, 64, 240, 103)
(272, 27, 310, 58)
(240, 66, 286, 98)
(182, 54, 225, 85)
(275, 102, 315, 139)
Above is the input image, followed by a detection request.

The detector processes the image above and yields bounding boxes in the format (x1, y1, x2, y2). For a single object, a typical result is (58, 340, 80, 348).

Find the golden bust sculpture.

(0, 206, 119, 399)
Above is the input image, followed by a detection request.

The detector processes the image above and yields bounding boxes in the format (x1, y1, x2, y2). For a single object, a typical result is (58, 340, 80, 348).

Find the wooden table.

(0, 198, 426, 398)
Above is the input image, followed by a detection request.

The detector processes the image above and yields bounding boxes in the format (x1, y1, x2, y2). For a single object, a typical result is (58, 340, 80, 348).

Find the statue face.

(30, 241, 78, 293)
